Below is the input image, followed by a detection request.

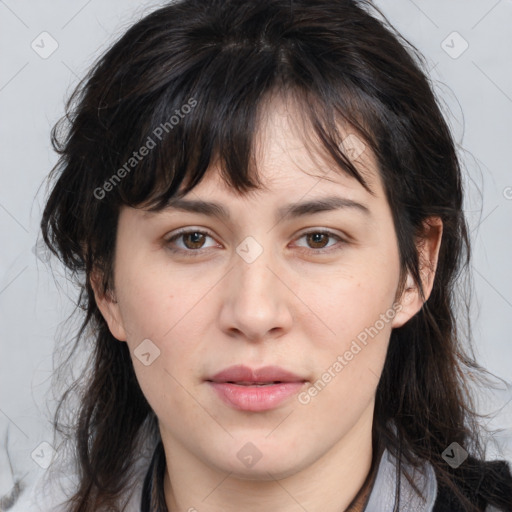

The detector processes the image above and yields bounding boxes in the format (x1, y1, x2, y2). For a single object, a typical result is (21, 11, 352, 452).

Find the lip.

(206, 365, 308, 412)
(207, 364, 306, 384)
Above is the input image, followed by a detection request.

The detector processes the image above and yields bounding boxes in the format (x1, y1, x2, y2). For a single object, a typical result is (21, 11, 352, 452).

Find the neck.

(344, 448, 379, 512)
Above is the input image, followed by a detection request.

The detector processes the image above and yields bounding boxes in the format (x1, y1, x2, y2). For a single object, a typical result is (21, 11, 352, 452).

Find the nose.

(217, 243, 294, 342)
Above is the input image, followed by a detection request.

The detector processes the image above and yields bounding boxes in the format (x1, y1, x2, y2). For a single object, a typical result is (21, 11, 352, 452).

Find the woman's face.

(96, 97, 432, 480)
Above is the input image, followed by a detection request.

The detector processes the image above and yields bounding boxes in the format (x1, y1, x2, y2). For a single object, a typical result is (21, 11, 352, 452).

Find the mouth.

(221, 381, 284, 386)
(205, 365, 308, 412)
(206, 364, 307, 385)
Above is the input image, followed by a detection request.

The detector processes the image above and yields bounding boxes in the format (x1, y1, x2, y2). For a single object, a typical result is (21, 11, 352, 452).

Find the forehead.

(213, 94, 382, 199)
(152, 105, 387, 229)
(134, 92, 387, 222)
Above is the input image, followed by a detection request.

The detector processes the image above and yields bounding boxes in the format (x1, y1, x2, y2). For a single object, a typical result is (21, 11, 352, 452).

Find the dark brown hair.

(40, 0, 511, 510)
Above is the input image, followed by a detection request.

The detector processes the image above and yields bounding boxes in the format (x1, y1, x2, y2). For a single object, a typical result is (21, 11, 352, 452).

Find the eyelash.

(164, 228, 347, 257)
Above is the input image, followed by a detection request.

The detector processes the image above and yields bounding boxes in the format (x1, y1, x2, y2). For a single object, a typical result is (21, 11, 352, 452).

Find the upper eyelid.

(165, 227, 216, 242)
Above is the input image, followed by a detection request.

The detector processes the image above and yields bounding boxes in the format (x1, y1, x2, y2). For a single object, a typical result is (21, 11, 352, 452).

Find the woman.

(12, 0, 512, 510)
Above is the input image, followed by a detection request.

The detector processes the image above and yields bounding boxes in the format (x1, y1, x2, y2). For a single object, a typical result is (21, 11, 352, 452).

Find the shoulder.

(433, 456, 512, 512)
(433, 372, 512, 511)
(7, 450, 152, 512)
(7, 468, 71, 512)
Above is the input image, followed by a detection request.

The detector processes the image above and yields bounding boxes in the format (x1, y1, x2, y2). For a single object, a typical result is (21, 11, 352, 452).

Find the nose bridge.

(220, 234, 292, 339)
(234, 234, 279, 307)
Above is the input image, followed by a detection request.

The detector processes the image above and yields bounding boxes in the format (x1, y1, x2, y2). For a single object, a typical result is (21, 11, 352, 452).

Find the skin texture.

(93, 96, 442, 512)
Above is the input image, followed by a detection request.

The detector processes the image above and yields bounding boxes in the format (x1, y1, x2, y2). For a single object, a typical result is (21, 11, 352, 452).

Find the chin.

(211, 444, 313, 480)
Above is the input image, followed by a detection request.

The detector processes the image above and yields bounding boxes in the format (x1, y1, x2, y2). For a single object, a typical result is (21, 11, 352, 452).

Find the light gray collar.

(364, 448, 437, 512)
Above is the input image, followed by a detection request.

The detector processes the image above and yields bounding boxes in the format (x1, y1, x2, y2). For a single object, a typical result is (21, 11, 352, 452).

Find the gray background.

(1, 0, 511, 506)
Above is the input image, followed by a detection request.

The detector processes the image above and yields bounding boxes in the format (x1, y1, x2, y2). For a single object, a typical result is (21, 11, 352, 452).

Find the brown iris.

(306, 232, 330, 249)
(182, 232, 207, 249)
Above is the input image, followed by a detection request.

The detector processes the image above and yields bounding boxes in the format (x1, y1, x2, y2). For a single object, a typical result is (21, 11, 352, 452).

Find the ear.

(90, 270, 127, 341)
(391, 217, 443, 329)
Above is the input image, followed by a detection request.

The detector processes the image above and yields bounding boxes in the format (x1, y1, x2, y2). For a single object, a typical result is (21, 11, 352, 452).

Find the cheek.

(113, 258, 203, 340)
(293, 245, 400, 402)
(112, 260, 213, 407)
(296, 258, 400, 347)
(130, 353, 204, 434)
(297, 280, 395, 423)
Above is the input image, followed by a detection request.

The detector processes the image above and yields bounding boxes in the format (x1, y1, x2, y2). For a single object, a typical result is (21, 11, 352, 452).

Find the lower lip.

(207, 382, 306, 412)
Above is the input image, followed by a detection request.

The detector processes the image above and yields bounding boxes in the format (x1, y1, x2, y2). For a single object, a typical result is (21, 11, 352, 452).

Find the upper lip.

(207, 365, 307, 384)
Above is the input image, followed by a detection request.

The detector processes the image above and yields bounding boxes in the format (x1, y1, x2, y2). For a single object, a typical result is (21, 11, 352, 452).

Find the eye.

(293, 230, 346, 253)
(164, 229, 219, 255)
(164, 228, 347, 257)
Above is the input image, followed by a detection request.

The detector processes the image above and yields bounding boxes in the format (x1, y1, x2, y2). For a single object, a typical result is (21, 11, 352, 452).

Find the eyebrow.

(162, 195, 371, 222)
